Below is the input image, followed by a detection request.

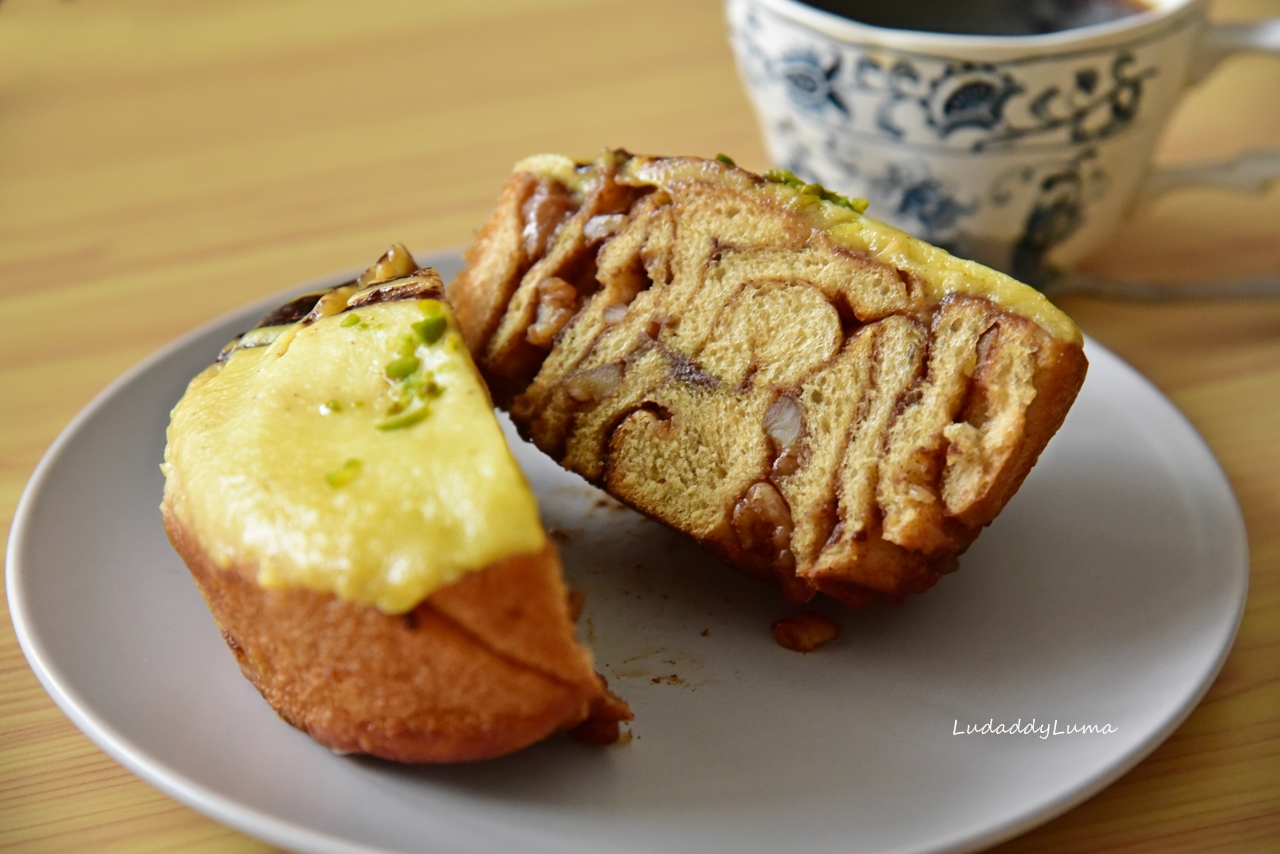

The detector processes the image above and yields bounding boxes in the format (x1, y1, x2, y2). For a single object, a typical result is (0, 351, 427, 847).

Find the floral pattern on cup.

(777, 52, 850, 117)
(994, 149, 1110, 283)
(730, 1, 1179, 153)
(849, 54, 1157, 150)
(726, 0, 1208, 284)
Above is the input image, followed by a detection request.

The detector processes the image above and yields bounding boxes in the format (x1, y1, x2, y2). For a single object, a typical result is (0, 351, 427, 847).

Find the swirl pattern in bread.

(451, 152, 1088, 606)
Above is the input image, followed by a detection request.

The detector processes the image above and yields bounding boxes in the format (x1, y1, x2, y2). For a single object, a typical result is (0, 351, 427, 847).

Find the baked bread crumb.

(452, 151, 1088, 606)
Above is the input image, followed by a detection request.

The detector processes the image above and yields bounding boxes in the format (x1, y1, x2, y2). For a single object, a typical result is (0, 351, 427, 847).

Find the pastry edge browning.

(162, 502, 605, 763)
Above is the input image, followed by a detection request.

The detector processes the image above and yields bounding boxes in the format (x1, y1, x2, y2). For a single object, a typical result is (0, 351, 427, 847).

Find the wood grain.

(2, 0, 1278, 851)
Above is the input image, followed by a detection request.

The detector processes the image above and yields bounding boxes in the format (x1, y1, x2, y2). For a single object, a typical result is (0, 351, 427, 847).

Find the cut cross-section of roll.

(161, 247, 626, 762)
(451, 151, 1088, 606)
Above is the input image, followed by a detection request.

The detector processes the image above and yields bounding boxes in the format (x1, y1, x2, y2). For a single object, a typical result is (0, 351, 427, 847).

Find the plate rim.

(6, 252, 1250, 854)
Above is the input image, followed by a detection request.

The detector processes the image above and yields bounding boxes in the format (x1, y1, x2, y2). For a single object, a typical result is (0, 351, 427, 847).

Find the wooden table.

(2, 1, 1277, 851)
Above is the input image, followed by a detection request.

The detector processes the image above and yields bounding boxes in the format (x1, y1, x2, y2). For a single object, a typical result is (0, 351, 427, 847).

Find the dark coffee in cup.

(799, 0, 1152, 36)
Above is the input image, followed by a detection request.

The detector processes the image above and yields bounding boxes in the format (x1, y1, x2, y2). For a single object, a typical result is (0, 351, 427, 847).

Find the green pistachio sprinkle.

(324, 458, 362, 487)
(715, 153, 736, 166)
(384, 355, 420, 379)
(419, 299, 444, 316)
(376, 402, 430, 431)
(340, 313, 360, 327)
(763, 168, 803, 188)
(395, 333, 418, 357)
(762, 169, 869, 213)
(413, 315, 447, 345)
(405, 373, 443, 400)
(320, 399, 342, 414)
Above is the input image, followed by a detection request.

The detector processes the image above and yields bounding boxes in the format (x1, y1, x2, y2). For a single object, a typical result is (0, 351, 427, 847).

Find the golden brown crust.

(451, 172, 542, 356)
(451, 151, 1088, 607)
(163, 503, 605, 763)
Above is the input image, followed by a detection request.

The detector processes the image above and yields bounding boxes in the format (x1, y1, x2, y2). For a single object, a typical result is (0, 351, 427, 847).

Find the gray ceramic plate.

(8, 251, 1248, 854)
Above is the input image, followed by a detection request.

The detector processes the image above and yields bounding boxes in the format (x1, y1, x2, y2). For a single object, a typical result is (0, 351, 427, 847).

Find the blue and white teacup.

(726, 0, 1280, 286)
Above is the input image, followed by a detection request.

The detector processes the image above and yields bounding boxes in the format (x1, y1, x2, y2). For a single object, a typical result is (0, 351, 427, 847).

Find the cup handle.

(1188, 16, 1280, 83)
(1051, 21, 1280, 302)
(1137, 148, 1280, 205)
(1051, 150, 1280, 297)
(1056, 149, 1280, 300)
(1134, 18, 1280, 206)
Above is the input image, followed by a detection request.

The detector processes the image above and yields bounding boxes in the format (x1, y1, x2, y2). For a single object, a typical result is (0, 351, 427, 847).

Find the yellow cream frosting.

(162, 296, 545, 614)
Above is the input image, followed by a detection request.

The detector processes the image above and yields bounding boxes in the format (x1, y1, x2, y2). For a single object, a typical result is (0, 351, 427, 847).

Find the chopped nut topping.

(253, 291, 327, 329)
(763, 169, 869, 213)
(384, 355, 420, 379)
(324, 458, 362, 488)
(357, 243, 418, 287)
(376, 400, 430, 431)
(413, 315, 447, 345)
(346, 274, 443, 311)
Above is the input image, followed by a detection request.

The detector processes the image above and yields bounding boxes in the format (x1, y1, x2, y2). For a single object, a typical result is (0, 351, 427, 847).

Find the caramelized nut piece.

(565, 363, 623, 403)
(772, 612, 841, 652)
(527, 277, 580, 347)
(773, 451, 800, 477)
(254, 291, 326, 329)
(732, 481, 794, 570)
(603, 303, 629, 325)
(583, 213, 629, 242)
(764, 395, 804, 477)
(522, 180, 576, 258)
(357, 243, 418, 287)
